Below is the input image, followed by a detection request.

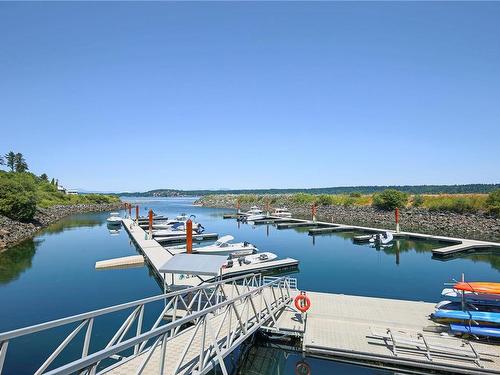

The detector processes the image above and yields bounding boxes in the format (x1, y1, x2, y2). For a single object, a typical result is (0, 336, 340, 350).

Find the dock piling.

(311, 204, 317, 222)
(148, 209, 153, 239)
(128, 204, 132, 219)
(186, 219, 193, 254)
(395, 208, 400, 233)
(135, 205, 139, 224)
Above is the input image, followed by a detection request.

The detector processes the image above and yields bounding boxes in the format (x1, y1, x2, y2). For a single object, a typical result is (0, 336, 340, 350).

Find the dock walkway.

(268, 291, 500, 374)
(122, 218, 298, 289)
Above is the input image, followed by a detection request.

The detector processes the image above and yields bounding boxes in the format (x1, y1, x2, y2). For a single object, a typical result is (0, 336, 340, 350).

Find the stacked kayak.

(432, 280, 500, 339)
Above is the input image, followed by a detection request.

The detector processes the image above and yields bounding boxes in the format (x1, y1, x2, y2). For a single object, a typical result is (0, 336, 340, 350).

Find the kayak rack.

(371, 328, 498, 368)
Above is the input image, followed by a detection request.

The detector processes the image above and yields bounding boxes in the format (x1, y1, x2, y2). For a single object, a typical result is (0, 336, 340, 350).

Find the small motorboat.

(242, 252, 277, 265)
(272, 208, 292, 218)
(369, 232, 393, 245)
(224, 252, 278, 268)
(242, 206, 265, 221)
(153, 223, 204, 237)
(453, 282, 500, 295)
(193, 235, 257, 255)
(153, 215, 204, 232)
(106, 212, 122, 226)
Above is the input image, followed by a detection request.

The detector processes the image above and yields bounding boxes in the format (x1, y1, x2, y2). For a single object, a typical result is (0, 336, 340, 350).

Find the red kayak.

(454, 282, 500, 295)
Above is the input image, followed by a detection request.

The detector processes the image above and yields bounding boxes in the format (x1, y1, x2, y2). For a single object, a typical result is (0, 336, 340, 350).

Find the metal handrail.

(0, 274, 291, 375)
(0, 273, 258, 342)
(43, 276, 291, 375)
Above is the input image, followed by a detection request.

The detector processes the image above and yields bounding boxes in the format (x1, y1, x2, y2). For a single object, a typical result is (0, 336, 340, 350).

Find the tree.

(40, 173, 48, 181)
(5, 151, 16, 172)
(50, 178, 55, 185)
(0, 155, 4, 166)
(372, 189, 409, 210)
(0, 173, 37, 221)
(14, 153, 28, 173)
(486, 189, 500, 216)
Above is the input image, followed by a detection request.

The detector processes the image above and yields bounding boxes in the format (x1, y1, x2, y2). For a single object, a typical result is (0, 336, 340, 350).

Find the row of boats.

(108, 211, 280, 267)
(238, 206, 292, 222)
(432, 280, 500, 339)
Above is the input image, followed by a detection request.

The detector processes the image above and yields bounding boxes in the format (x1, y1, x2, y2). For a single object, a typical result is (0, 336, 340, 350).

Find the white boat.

(106, 212, 122, 225)
(369, 232, 393, 245)
(244, 252, 277, 264)
(246, 214, 266, 221)
(441, 288, 500, 304)
(193, 235, 257, 255)
(272, 208, 292, 218)
(153, 215, 204, 232)
(246, 206, 263, 215)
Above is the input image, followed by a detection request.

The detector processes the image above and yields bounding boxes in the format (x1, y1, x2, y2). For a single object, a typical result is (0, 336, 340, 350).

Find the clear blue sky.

(1, 2, 499, 192)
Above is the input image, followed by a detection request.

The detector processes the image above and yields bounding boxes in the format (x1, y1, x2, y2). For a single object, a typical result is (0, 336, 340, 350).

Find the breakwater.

(0, 203, 122, 251)
(196, 195, 500, 242)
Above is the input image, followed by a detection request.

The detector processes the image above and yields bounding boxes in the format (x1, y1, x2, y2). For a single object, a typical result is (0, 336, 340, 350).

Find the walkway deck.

(267, 292, 500, 374)
(122, 219, 298, 289)
(262, 216, 499, 256)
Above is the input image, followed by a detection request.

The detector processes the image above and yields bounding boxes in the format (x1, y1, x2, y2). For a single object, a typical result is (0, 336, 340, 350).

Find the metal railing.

(263, 276, 297, 290)
(0, 273, 293, 375)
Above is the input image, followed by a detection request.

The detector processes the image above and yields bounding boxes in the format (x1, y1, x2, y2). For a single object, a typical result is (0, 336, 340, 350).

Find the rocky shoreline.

(196, 195, 500, 242)
(0, 203, 123, 251)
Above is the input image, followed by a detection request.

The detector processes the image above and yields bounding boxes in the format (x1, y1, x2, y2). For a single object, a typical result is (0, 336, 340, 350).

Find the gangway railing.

(263, 276, 297, 290)
(0, 273, 294, 375)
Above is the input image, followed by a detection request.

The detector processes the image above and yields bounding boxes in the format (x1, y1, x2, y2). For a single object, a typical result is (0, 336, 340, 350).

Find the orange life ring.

(295, 360, 311, 375)
(294, 292, 311, 313)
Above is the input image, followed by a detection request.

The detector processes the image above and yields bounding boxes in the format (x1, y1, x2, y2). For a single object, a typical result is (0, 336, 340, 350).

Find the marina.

(0, 198, 499, 374)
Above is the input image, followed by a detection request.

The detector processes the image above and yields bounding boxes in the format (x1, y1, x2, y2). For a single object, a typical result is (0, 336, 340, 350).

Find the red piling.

(148, 209, 153, 239)
(135, 205, 139, 224)
(186, 219, 193, 254)
(395, 207, 400, 233)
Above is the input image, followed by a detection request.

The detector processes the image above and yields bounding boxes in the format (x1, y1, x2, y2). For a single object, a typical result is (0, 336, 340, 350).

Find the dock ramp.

(0, 274, 294, 375)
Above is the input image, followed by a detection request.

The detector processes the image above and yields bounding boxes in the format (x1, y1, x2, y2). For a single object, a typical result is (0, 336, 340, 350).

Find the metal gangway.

(0, 274, 295, 375)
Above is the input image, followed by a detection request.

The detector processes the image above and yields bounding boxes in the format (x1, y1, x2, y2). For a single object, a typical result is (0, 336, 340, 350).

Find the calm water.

(1, 197, 499, 374)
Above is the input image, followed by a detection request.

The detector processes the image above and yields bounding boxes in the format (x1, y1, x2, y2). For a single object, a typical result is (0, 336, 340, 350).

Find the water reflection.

(44, 216, 102, 235)
(0, 239, 39, 284)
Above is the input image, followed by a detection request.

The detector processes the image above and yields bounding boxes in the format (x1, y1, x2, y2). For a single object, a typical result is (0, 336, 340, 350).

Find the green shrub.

(349, 192, 362, 198)
(0, 172, 38, 221)
(372, 189, 408, 210)
(413, 194, 424, 207)
(424, 195, 486, 214)
(486, 189, 500, 216)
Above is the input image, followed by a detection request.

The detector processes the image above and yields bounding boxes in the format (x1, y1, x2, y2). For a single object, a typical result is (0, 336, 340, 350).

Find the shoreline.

(196, 195, 500, 242)
(0, 202, 123, 251)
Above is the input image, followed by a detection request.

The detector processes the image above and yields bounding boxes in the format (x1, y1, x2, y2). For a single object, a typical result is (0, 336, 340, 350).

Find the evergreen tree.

(5, 151, 16, 172)
(14, 153, 28, 173)
(50, 178, 55, 185)
(40, 173, 48, 181)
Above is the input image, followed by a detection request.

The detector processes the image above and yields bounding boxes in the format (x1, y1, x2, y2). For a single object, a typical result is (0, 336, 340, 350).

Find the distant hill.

(118, 184, 500, 197)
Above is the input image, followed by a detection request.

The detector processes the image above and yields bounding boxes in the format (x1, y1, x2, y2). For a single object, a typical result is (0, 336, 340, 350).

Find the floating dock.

(95, 255, 144, 269)
(154, 233, 219, 244)
(266, 291, 500, 374)
(226, 214, 500, 256)
(122, 218, 299, 289)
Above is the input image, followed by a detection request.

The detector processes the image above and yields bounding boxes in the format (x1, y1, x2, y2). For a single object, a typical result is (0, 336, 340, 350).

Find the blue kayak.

(432, 309, 500, 324)
(450, 324, 500, 338)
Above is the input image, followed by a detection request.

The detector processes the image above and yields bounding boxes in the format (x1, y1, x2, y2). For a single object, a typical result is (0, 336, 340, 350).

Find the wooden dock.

(95, 255, 144, 269)
(154, 233, 219, 244)
(276, 221, 322, 229)
(267, 291, 500, 374)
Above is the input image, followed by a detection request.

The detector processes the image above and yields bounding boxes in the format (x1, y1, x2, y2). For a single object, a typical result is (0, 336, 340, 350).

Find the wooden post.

(148, 209, 153, 239)
(312, 204, 317, 222)
(266, 199, 270, 217)
(128, 204, 132, 219)
(395, 207, 400, 233)
(135, 205, 139, 224)
(236, 199, 240, 214)
(186, 219, 193, 254)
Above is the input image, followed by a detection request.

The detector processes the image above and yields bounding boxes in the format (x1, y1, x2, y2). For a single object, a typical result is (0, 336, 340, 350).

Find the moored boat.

(193, 235, 258, 255)
(272, 208, 292, 218)
(106, 212, 122, 225)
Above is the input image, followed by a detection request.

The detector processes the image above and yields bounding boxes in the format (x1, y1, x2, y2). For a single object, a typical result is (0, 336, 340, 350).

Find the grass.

(214, 190, 500, 216)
